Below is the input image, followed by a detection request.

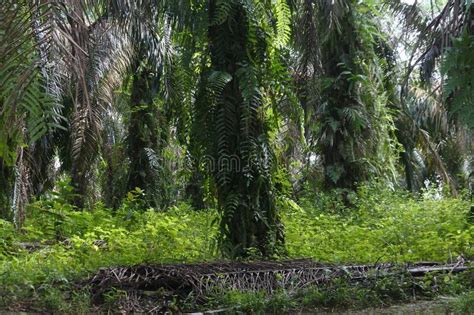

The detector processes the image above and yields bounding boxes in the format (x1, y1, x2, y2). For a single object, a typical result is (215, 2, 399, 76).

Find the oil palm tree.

(1, 0, 177, 216)
(191, 0, 292, 257)
(0, 0, 66, 223)
(292, 0, 398, 191)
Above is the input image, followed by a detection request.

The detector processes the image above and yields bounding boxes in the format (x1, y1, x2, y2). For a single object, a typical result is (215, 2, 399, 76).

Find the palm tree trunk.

(68, 1, 96, 209)
(0, 158, 13, 220)
(126, 62, 163, 208)
(205, 0, 283, 257)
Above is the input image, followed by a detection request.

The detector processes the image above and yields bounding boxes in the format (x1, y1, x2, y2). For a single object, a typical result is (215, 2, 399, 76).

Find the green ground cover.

(1, 184, 473, 312)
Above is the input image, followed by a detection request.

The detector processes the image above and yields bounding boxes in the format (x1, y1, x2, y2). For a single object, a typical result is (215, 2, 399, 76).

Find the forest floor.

(1, 259, 473, 313)
(188, 301, 451, 314)
(1, 189, 473, 313)
(0, 301, 453, 314)
(78, 260, 473, 314)
(351, 301, 448, 314)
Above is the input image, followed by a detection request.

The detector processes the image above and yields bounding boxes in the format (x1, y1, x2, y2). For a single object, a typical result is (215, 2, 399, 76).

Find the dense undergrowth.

(286, 183, 474, 262)
(0, 182, 473, 311)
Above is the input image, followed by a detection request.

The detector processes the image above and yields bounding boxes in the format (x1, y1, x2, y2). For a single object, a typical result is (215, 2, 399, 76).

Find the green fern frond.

(274, 0, 291, 48)
(211, 0, 236, 26)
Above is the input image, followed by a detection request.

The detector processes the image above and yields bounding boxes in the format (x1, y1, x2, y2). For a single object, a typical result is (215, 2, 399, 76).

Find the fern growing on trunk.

(192, 0, 286, 257)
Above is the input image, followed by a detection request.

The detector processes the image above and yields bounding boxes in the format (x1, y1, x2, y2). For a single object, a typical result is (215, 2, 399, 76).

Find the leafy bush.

(0, 195, 219, 307)
(447, 290, 474, 314)
(0, 219, 16, 259)
(284, 183, 474, 263)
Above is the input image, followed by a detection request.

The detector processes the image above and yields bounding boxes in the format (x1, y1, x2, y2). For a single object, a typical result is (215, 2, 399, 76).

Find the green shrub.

(284, 183, 473, 263)
(212, 290, 267, 314)
(0, 219, 16, 259)
(0, 196, 219, 307)
(448, 290, 474, 314)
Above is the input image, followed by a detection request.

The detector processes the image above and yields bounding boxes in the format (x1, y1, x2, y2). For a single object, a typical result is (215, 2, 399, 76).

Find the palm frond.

(0, 0, 65, 163)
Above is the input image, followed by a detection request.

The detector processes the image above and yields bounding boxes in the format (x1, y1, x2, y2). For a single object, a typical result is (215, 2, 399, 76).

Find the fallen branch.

(86, 259, 472, 299)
